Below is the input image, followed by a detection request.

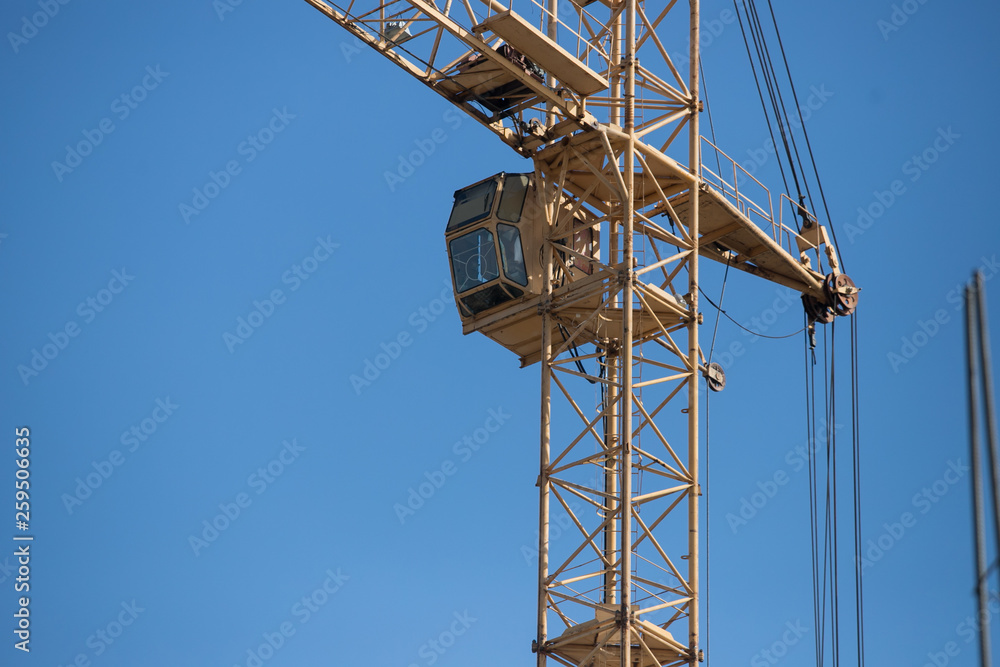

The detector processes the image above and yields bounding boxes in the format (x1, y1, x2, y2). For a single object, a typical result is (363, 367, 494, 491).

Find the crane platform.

(463, 267, 690, 367)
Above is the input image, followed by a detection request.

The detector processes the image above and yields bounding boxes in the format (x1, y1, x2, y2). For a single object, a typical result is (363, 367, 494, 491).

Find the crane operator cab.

(445, 172, 598, 323)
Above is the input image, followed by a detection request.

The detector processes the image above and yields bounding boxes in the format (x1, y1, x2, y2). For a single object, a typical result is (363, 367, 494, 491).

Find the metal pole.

(605, 345, 619, 605)
(545, 0, 557, 128)
(605, 7, 622, 611)
(620, 0, 636, 663)
(975, 271, 1000, 572)
(538, 2, 557, 661)
(967, 283, 992, 667)
(687, 0, 701, 662)
(536, 162, 554, 667)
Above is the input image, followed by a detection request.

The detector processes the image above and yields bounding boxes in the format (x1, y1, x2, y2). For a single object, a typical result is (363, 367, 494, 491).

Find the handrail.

(778, 193, 823, 272)
(699, 136, 774, 230)
(700, 136, 829, 272)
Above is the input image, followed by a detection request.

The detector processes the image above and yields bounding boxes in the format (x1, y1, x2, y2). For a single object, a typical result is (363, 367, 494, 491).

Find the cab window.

(497, 174, 529, 223)
(447, 180, 497, 231)
(449, 229, 499, 293)
(497, 223, 528, 286)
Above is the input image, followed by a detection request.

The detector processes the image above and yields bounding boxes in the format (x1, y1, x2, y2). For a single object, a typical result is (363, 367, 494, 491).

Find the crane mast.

(301, 1, 857, 664)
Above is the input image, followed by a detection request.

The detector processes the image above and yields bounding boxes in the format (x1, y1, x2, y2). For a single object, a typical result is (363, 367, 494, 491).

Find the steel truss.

(301, 1, 848, 665)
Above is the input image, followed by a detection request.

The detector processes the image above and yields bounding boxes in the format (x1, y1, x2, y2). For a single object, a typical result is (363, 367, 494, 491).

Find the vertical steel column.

(538, 1, 558, 661)
(546, 0, 558, 128)
(966, 283, 992, 667)
(975, 271, 1000, 565)
(605, 0, 622, 613)
(687, 0, 701, 661)
(604, 346, 619, 605)
(537, 266, 552, 664)
(620, 0, 637, 664)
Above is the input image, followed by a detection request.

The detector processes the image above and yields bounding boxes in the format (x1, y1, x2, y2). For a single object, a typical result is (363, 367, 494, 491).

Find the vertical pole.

(538, 0, 557, 658)
(620, 0, 637, 664)
(546, 0, 558, 128)
(967, 284, 992, 667)
(975, 271, 1000, 567)
(605, 0, 622, 614)
(604, 345, 619, 605)
(537, 163, 554, 667)
(687, 0, 701, 662)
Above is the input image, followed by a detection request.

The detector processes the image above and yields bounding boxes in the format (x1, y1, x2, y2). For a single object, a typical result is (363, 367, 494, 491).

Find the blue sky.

(1, 0, 999, 665)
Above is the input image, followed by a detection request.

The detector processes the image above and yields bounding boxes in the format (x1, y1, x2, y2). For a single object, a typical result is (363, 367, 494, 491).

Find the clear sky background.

(1, 0, 999, 666)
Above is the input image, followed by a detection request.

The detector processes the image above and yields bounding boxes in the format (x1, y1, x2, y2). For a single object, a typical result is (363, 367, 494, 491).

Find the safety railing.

(699, 136, 774, 228)
(700, 136, 820, 265)
(778, 193, 824, 272)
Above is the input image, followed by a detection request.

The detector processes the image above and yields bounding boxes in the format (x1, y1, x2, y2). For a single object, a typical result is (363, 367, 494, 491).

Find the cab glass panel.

(497, 174, 529, 223)
(449, 228, 499, 293)
(447, 180, 497, 231)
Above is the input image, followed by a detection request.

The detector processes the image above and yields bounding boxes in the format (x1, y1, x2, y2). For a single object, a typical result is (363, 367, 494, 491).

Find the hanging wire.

(700, 288, 804, 340)
(733, 0, 791, 197)
(802, 314, 867, 667)
(559, 323, 597, 384)
(745, 0, 808, 210)
(705, 363, 712, 666)
(729, 2, 864, 661)
(707, 256, 732, 365)
(851, 312, 866, 666)
(830, 319, 841, 667)
(804, 315, 823, 665)
(762, 0, 844, 263)
(820, 323, 831, 666)
(733, 0, 846, 260)
(703, 255, 733, 667)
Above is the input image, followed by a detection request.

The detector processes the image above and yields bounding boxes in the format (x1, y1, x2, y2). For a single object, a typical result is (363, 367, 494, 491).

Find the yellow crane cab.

(445, 172, 597, 320)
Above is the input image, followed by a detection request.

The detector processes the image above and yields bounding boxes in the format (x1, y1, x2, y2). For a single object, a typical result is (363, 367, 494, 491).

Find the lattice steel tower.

(301, 1, 858, 664)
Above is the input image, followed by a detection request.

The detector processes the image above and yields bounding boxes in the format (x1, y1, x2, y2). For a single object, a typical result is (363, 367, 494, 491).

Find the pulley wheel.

(802, 294, 835, 324)
(824, 273, 858, 317)
(705, 362, 726, 392)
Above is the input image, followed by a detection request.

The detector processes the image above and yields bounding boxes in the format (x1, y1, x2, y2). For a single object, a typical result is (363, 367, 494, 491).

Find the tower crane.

(299, 0, 860, 664)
